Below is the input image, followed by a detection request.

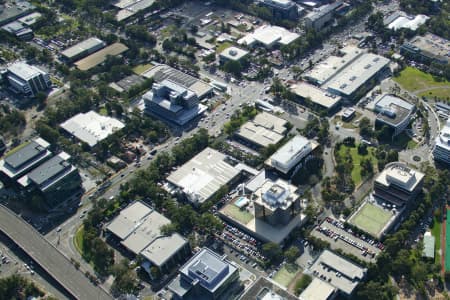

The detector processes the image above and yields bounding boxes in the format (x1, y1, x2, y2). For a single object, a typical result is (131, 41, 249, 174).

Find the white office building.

(4, 62, 51, 96)
(433, 119, 450, 164)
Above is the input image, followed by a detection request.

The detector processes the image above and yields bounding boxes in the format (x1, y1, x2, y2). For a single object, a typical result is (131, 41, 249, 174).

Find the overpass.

(0, 205, 112, 300)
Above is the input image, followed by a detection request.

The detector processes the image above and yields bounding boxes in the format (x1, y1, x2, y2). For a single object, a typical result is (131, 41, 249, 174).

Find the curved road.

(0, 205, 112, 300)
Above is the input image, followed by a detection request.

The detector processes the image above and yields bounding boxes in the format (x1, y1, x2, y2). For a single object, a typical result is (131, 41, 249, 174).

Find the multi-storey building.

(3, 62, 51, 96)
(433, 118, 450, 165)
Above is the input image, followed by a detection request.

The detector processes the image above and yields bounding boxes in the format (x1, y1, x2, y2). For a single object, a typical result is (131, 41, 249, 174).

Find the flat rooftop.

(299, 277, 336, 300)
(19, 152, 74, 190)
(306, 1, 342, 22)
(435, 119, 450, 152)
(324, 53, 390, 97)
(167, 147, 240, 205)
(106, 201, 152, 240)
(74, 43, 128, 71)
(423, 232, 435, 259)
(374, 94, 414, 127)
(219, 46, 249, 61)
(17, 12, 41, 26)
(406, 33, 450, 64)
(179, 248, 237, 293)
(254, 178, 299, 212)
(115, 0, 156, 21)
(304, 46, 363, 85)
(290, 82, 341, 109)
(235, 112, 287, 148)
(238, 25, 299, 47)
(140, 233, 187, 267)
(60, 111, 125, 147)
(0, 138, 52, 179)
(239, 277, 298, 300)
(386, 13, 429, 31)
(375, 162, 424, 192)
(309, 250, 366, 296)
(60, 37, 105, 59)
(0, 1, 35, 25)
(7, 62, 47, 81)
(142, 64, 212, 99)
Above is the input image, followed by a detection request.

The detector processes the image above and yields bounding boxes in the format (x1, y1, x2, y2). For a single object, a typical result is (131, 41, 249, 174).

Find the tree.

(294, 274, 312, 295)
(357, 143, 368, 155)
(111, 259, 137, 295)
(223, 60, 243, 77)
(359, 117, 373, 137)
(360, 158, 374, 178)
(262, 242, 282, 263)
(284, 246, 300, 264)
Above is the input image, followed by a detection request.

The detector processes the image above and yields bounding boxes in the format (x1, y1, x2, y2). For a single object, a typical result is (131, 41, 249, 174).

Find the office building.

(304, 1, 342, 31)
(299, 277, 337, 300)
(237, 25, 300, 48)
(433, 118, 450, 165)
(4, 62, 51, 96)
(309, 250, 366, 297)
(254, 178, 301, 226)
(240, 277, 298, 300)
(142, 64, 213, 100)
(373, 94, 415, 136)
(60, 37, 106, 63)
(0, 138, 52, 181)
(235, 112, 287, 149)
(1, 21, 33, 39)
(400, 33, 450, 65)
(17, 152, 81, 204)
(266, 135, 319, 175)
(0, 1, 35, 26)
(373, 162, 424, 208)
(17, 12, 42, 26)
(219, 46, 249, 64)
(259, 0, 299, 20)
(168, 247, 239, 300)
(167, 148, 240, 206)
(60, 111, 125, 147)
(290, 82, 341, 112)
(219, 176, 307, 245)
(106, 201, 190, 275)
(143, 79, 208, 126)
(384, 11, 429, 31)
(113, 0, 156, 22)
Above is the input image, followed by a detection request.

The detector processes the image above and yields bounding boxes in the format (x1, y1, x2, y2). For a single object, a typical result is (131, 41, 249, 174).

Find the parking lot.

(311, 217, 383, 263)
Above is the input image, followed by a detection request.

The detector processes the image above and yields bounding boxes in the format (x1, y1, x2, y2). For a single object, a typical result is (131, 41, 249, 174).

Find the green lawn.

(98, 107, 108, 116)
(393, 67, 450, 92)
(431, 216, 441, 266)
(337, 144, 377, 186)
(74, 226, 84, 255)
(221, 204, 253, 224)
(216, 42, 232, 53)
(348, 202, 393, 238)
(445, 209, 450, 271)
(273, 264, 300, 287)
(132, 63, 154, 75)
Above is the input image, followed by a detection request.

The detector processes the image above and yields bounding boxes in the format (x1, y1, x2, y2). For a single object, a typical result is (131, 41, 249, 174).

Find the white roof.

(7, 62, 47, 81)
(219, 46, 249, 61)
(304, 46, 363, 84)
(387, 14, 429, 31)
(324, 53, 390, 97)
(238, 25, 300, 47)
(106, 201, 152, 240)
(375, 163, 424, 192)
(60, 111, 125, 147)
(115, 0, 156, 21)
(299, 278, 336, 300)
(435, 119, 450, 152)
(167, 147, 240, 204)
(61, 37, 105, 59)
(290, 82, 341, 109)
(17, 12, 42, 26)
(269, 135, 317, 173)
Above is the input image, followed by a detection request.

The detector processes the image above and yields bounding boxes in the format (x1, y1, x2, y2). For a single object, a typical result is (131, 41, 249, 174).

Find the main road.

(0, 204, 112, 300)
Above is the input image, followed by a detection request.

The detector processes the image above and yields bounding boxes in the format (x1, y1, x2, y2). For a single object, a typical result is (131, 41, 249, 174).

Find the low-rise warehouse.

(74, 42, 128, 71)
(60, 37, 106, 63)
(290, 82, 341, 112)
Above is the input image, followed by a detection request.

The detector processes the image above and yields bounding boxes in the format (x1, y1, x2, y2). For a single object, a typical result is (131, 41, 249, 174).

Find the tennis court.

(445, 209, 450, 271)
(348, 202, 392, 238)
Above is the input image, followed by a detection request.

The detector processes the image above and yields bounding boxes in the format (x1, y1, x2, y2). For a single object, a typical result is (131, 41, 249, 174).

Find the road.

(0, 205, 112, 300)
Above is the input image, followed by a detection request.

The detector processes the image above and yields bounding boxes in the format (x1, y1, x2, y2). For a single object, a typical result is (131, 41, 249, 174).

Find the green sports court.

(348, 202, 393, 238)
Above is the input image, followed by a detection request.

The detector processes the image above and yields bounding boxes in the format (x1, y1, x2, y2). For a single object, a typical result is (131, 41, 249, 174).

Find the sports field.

(348, 202, 392, 238)
(445, 210, 450, 271)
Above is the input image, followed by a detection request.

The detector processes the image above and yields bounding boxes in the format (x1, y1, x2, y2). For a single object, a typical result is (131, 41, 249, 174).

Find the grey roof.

(140, 233, 187, 267)
(4, 139, 49, 169)
(60, 37, 105, 59)
(306, 1, 342, 22)
(7, 62, 47, 81)
(27, 153, 72, 186)
(179, 248, 237, 293)
(0, 1, 35, 25)
(239, 277, 298, 300)
(374, 94, 414, 127)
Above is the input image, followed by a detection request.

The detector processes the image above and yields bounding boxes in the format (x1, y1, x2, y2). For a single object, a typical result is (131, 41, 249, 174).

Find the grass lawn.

(216, 42, 232, 53)
(337, 144, 377, 186)
(221, 204, 253, 224)
(431, 216, 441, 266)
(445, 209, 450, 271)
(132, 63, 154, 75)
(418, 88, 450, 102)
(348, 202, 393, 237)
(74, 226, 84, 255)
(273, 264, 300, 287)
(393, 67, 450, 92)
(99, 107, 108, 116)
